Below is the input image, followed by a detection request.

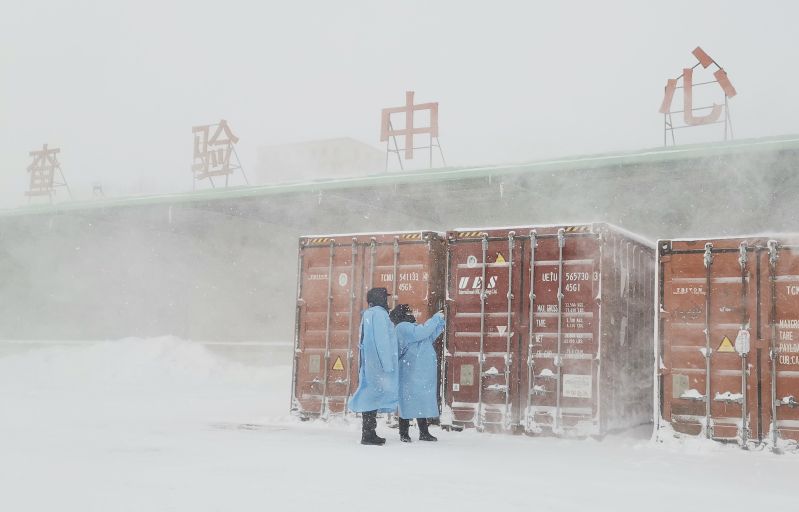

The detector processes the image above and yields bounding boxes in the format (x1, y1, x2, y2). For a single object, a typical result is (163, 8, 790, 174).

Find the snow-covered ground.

(0, 337, 795, 512)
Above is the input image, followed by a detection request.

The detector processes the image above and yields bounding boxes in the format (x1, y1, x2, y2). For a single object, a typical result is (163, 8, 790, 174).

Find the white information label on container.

(309, 354, 321, 374)
(562, 374, 592, 399)
(735, 329, 751, 355)
(460, 365, 474, 386)
(338, 273, 348, 287)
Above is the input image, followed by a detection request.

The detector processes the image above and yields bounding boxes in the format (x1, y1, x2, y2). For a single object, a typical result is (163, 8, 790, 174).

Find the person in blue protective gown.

(390, 304, 446, 442)
(348, 287, 399, 446)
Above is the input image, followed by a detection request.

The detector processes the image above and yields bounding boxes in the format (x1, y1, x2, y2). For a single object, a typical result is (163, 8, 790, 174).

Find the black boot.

(361, 411, 386, 446)
(418, 418, 437, 442)
(398, 418, 412, 443)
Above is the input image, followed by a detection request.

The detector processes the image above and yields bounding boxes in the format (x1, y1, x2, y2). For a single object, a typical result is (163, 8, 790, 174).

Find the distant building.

(254, 137, 384, 184)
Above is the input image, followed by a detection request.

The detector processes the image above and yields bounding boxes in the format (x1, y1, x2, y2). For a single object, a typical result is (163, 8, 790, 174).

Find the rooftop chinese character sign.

(192, 120, 249, 189)
(659, 47, 737, 146)
(380, 91, 446, 171)
(25, 144, 71, 203)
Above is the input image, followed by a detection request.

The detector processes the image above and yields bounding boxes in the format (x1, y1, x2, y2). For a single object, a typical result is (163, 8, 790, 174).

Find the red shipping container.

(291, 231, 446, 419)
(443, 224, 655, 436)
(657, 237, 799, 450)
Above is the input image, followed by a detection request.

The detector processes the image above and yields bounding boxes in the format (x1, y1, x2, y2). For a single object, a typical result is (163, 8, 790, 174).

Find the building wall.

(1, 144, 797, 343)
(254, 138, 385, 184)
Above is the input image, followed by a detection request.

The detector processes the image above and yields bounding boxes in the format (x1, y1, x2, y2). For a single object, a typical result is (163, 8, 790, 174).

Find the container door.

(446, 232, 522, 430)
(764, 242, 799, 448)
(293, 239, 362, 418)
(661, 242, 758, 443)
(522, 230, 601, 436)
(366, 235, 445, 414)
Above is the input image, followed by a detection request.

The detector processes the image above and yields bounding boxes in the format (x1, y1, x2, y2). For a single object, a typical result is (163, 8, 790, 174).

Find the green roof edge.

(4, 134, 799, 217)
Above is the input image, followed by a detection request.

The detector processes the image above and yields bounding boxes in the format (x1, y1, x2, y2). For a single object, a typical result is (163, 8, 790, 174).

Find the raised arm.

(398, 312, 445, 343)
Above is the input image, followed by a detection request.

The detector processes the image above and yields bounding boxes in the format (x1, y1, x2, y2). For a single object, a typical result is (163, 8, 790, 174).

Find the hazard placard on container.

(495, 253, 506, 264)
(332, 357, 344, 371)
(717, 336, 735, 353)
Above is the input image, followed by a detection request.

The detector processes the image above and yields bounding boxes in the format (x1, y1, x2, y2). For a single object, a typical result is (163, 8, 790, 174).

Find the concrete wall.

(254, 138, 384, 184)
(2, 145, 797, 343)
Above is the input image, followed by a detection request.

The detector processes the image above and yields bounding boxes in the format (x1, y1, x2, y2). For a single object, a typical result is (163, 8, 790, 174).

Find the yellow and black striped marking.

(303, 237, 333, 245)
(400, 233, 422, 240)
(563, 226, 590, 233)
(457, 231, 487, 238)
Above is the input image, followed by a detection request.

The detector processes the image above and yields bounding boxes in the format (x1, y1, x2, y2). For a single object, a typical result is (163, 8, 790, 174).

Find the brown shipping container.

(443, 223, 655, 436)
(291, 231, 446, 418)
(657, 237, 799, 449)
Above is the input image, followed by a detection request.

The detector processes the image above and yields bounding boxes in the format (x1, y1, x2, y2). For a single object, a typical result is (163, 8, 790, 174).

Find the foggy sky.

(1, 0, 798, 208)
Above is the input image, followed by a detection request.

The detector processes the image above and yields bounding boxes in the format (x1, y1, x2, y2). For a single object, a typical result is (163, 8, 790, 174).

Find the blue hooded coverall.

(397, 312, 446, 419)
(348, 306, 399, 413)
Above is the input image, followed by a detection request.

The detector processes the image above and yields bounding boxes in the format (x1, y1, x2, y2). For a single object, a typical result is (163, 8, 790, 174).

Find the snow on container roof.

(300, 230, 444, 239)
(660, 233, 799, 244)
(451, 222, 656, 248)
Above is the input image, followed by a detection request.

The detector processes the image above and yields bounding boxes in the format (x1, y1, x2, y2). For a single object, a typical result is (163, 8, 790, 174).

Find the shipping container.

(657, 236, 799, 449)
(291, 231, 446, 419)
(442, 223, 656, 436)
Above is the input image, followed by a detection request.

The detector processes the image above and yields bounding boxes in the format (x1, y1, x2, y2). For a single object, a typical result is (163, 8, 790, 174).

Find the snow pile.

(680, 388, 705, 400)
(486, 383, 508, 391)
(650, 429, 735, 455)
(0, 336, 266, 390)
(0, 337, 291, 434)
(714, 391, 743, 402)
